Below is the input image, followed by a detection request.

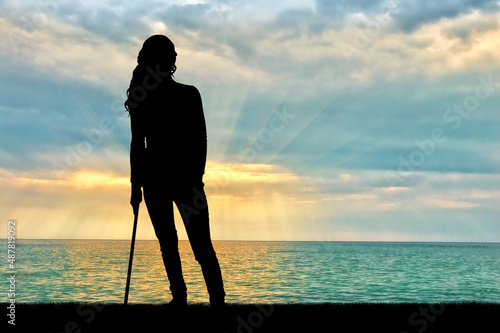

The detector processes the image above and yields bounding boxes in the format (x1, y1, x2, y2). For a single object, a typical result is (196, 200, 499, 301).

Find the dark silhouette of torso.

(130, 78, 207, 187)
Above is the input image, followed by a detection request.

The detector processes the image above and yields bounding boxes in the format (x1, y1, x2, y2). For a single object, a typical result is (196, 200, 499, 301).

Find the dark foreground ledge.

(2, 302, 498, 332)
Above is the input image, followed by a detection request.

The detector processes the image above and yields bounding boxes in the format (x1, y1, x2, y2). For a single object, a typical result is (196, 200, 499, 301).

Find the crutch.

(124, 206, 139, 305)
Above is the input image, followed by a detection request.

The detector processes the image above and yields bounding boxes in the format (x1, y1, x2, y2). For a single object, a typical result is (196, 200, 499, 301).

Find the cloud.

(427, 199, 479, 209)
(440, 11, 499, 40)
(390, 0, 500, 32)
(154, 3, 218, 31)
(316, 0, 386, 17)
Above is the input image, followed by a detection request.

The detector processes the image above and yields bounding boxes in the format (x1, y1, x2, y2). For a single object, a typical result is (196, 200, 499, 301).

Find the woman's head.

(125, 35, 177, 112)
(137, 35, 177, 74)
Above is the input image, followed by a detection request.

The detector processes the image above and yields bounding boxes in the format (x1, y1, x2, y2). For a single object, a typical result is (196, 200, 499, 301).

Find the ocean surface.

(1, 240, 499, 304)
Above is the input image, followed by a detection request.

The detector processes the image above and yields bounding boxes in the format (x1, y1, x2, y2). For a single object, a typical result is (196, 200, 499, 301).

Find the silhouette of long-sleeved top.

(129, 77, 207, 187)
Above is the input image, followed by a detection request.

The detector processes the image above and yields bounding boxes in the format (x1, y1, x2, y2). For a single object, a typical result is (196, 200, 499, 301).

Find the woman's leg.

(175, 182, 226, 304)
(143, 185, 187, 301)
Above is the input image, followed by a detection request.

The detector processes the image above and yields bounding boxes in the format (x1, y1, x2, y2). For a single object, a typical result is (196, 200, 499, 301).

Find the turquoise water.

(1, 240, 499, 304)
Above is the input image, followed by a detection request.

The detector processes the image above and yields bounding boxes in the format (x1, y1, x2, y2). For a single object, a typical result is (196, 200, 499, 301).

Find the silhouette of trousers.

(143, 180, 225, 303)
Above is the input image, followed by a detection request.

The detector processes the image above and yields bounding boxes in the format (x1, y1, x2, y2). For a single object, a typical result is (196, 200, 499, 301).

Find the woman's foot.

(168, 298, 187, 308)
(210, 296, 227, 309)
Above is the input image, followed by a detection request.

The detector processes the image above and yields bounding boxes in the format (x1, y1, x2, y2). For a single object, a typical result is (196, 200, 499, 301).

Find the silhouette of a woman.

(126, 35, 225, 306)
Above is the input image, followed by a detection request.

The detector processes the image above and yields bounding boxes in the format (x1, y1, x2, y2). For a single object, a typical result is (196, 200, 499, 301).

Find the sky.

(0, 0, 499, 241)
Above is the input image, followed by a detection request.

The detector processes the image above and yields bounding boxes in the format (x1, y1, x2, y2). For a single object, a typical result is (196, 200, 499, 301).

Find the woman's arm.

(191, 86, 207, 179)
(130, 110, 145, 213)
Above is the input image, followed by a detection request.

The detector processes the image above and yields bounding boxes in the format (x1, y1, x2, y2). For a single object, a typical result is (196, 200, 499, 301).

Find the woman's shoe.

(168, 298, 187, 308)
(210, 297, 227, 310)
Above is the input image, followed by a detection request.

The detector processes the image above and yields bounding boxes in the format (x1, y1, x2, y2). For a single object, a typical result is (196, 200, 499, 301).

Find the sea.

(1, 240, 499, 304)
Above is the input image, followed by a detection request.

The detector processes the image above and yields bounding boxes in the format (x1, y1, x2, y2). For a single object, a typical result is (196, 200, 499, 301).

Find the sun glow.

(67, 171, 130, 188)
(0, 161, 311, 240)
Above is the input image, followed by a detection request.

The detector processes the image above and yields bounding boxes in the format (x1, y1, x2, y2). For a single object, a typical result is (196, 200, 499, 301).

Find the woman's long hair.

(125, 35, 177, 113)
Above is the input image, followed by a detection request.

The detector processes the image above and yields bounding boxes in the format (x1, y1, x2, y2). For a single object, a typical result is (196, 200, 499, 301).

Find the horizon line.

(2, 238, 499, 244)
